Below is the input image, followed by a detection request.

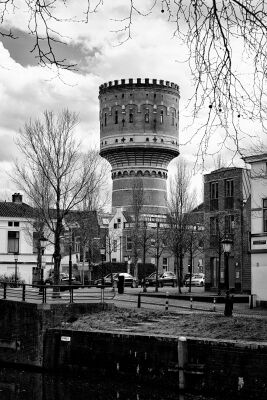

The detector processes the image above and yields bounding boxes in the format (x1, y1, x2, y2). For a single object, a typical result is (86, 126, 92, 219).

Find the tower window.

(160, 110, 164, 124)
(146, 138, 149, 141)
(145, 109, 149, 123)
(171, 111, 175, 126)
(129, 109, 133, 123)
(122, 94, 124, 98)
(115, 110, 118, 124)
(104, 113, 107, 126)
(154, 93, 156, 98)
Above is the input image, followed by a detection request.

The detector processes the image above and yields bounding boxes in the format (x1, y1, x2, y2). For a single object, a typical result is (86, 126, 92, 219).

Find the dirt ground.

(69, 308, 267, 342)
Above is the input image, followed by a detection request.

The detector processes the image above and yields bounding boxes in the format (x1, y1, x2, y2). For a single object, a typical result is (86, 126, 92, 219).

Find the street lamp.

(14, 252, 18, 287)
(221, 237, 233, 291)
(100, 247, 105, 285)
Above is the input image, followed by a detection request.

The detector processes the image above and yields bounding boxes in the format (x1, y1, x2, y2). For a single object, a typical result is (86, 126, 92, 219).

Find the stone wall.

(0, 300, 112, 367)
(44, 328, 267, 398)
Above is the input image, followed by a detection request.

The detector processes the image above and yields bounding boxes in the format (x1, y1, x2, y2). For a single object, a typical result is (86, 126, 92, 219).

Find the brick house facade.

(204, 167, 251, 293)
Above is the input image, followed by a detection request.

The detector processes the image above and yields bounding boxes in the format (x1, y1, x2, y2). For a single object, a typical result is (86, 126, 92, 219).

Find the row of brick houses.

(1, 159, 266, 303)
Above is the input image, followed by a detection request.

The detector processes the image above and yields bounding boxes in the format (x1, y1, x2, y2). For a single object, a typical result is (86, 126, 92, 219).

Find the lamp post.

(221, 237, 233, 292)
(39, 236, 48, 286)
(14, 252, 18, 287)
(100, 247, 105, 285)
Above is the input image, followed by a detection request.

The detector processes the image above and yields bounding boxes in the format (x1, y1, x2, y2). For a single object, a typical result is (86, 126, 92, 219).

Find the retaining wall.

(44, 328, 267, 398)
(0, 300, 112, 367)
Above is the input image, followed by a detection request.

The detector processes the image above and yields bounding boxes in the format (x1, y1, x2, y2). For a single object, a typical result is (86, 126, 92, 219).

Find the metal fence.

(0, 282, 116, 304)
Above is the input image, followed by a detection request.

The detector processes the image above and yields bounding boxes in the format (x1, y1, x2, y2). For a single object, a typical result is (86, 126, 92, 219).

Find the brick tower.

(99, 78, 180, 214)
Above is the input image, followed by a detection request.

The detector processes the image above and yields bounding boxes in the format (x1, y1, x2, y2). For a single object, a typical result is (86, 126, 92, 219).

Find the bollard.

(213, 297, 216, 312)
(165, 291, 169, 311)
(178, 336, 188, 390)
(190, 297, 193, 309)
(137, 292, 141, 308)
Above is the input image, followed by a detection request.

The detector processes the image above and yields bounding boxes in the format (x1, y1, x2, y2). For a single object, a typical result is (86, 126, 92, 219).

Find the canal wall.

(0, 300, 112, 367)
(44, 328, 267, 398)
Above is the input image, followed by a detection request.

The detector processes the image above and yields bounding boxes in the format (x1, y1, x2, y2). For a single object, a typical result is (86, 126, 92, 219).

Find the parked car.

(95, 272, 138, 288)
(145, 271, 177, 287)
(185, 273, 205, 287)
(144, 272, 157, 286)
(183, 273, 192, 285)
(44, 273, 82, 289)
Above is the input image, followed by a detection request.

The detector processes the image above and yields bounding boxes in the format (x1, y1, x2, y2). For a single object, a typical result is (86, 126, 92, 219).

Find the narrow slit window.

(129, 109, 133, 123)
(104, 113, 107, 126)
(145, 109, 149, 123)
(160, 110, 164, 124)
(115, 110, 118, 124)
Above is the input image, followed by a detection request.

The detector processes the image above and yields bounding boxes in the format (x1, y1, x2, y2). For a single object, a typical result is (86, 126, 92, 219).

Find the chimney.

(12, 193, 22, 203)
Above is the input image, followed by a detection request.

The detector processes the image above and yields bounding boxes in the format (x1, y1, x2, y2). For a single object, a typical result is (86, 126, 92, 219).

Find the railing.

(0, 282, 116, 304)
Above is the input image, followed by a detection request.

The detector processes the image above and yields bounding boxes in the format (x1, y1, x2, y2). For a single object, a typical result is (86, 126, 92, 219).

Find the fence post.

(3, 283, 7, 299)
(178, 336, 188, 390)
(213, 297, 216, 312)
(22, 284, 26, 301)
(190, 297, 193, 309)
(43, 286, 47, 304)
(165, 291, 169, 311)
(69, 287, 74, 303)
(137, 292, 141, 308)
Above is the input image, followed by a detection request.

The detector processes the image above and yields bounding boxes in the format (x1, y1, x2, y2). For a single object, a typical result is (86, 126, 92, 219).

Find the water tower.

(99, 78, 180, 214)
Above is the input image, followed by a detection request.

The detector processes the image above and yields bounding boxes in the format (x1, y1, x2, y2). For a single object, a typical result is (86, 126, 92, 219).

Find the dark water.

(0, 366, 222, 400)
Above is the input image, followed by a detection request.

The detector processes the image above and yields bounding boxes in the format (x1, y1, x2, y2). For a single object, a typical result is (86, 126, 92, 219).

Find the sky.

(0, 1, 258, 205)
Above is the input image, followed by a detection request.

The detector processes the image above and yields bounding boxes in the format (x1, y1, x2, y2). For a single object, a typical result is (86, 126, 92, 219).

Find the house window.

(14, 222, 19, 227)
(225, 215, 235, 234)
(225, 179, 234, 209)
(129, 109, 133, 123)
(210, 216, 218, 235)
(210, 216, 219, 247)
(263, 199, 267, 232)
(8, 231, 19, 253)
(210, 181, 218, 211)
(160, 110, 164, 124)
(115, 110, 118, 124)
(33, 232, 39, 254)
(162, 257, 168, 270)
(8, 221, 13, 227)
(126, 236, 132, 251)
(145, 109, 149, 123)
(113, 240, 117, 252)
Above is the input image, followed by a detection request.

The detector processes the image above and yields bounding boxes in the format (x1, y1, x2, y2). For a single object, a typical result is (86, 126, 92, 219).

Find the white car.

(185, 273, 205, 287)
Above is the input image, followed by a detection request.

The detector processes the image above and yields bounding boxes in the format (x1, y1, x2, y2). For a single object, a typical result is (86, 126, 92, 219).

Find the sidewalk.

(119, 286, 267, 318)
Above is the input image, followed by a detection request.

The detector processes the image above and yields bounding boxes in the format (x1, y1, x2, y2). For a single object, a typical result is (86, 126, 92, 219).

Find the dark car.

(44, 273, 82, 290)
(95, 272, 138, 288)
(145, 271, 177, 287)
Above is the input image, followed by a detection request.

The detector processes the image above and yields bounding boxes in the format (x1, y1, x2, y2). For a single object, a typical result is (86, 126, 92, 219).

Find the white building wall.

(247, 156, 267, 303)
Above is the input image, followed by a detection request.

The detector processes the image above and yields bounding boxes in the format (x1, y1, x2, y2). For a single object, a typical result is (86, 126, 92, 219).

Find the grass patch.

(68, 308, 267, 342)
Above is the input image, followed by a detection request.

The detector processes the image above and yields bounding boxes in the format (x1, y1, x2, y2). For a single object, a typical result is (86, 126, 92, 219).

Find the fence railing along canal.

(0, 281, 115, 304)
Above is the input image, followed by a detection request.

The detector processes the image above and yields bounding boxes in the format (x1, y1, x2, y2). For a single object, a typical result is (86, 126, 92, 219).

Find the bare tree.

(2, 1, 267, 156)
(167, 158, 197, 293)
(131, 177, 144, 279)
(12, 109, 105, 286)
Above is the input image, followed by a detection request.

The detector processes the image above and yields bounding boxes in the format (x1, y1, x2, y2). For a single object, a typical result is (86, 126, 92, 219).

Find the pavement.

(111, 286, 267, 319)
